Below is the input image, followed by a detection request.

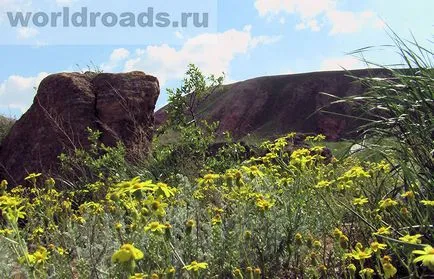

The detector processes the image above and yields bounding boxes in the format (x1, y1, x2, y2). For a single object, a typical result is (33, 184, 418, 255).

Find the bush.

(0, 115, 15, 143)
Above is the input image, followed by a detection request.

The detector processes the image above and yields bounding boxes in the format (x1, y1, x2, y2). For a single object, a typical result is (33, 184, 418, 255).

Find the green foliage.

(324, 30, 433, 229)
(164, 63, 224, 129)
(1, 132, 432, 278)
(0, 115, 15, 143)
(151, 120, 219, 179)
(151, 64, 244, 181)
(347, 35, 433, 187)
(58, 128, 131, 190)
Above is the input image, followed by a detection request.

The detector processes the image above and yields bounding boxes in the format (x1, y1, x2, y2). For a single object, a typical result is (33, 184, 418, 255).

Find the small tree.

(151, 65, 227, 179)
(164, 64, 224, 130)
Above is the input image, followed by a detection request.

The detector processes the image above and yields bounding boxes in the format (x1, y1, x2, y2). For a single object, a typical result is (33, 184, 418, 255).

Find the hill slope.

(155, 68, 392, 140)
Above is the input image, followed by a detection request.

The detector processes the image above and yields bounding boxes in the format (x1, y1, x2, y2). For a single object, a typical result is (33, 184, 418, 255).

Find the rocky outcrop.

(155, 68, 392, 140)
(0, 72, 159, 184)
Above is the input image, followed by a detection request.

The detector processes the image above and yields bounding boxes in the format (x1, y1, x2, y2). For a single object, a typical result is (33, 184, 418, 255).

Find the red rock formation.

(157, 68, 392, 140)
(0, 71, 159, 184)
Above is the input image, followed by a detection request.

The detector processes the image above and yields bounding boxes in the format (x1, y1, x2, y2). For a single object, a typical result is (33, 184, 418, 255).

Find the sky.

(0, 0, 433, 117)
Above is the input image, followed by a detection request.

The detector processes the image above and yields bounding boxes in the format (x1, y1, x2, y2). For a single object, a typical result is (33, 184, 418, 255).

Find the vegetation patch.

(0, 115, 15, 143)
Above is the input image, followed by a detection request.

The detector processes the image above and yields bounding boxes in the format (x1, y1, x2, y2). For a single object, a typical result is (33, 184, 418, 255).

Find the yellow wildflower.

(185, 219, 196, 228)
(242, 165, 264, 177)
(71, 214, 86, 224)
(197, 174, 220, 186)
(167, 266, 175, 275)
(20, 246, 50, 266)
(115, 177, 155, 195)
(339, 234, 349, 249)
(233, 268, 242, 278)
(144, 222, 166, 235)
(374, 226, 392, 236)
(401, 191, 414, 199)
(412, 245, 434, 271)
(0, 195, 22, 208)
(313, 134, 326, 141)
(56, 247, 67, 255)
(130, 273, 148, 279)
(33, 246, 49, 264)
(255, 196, 274, 211)
(353, 196, 369, 206)
(378, 198, 398, 209)
(382, 256, 397, 279)
(370, 241, 387, 253)
(79, 202, 104, 214)
(399, 234, 423, 244)
(254, 268, 261, 275)
(183, 261, 208, 272)
(342, 166, 371, 180)
(24, 173, 42, 182)
(347, 264, 357, 276)
(32, 227, 44, 235)
(349, 245, 372, 261)
(211, 215, 222, 226)
(154, 182, 175, 198)
(315, 180, 333, 189)
(421, 200, 434, 206)
(333, 228, 343, 239)
(111, 244, 144, 263)
(359, 268, 375, 279)
(0, 228, 13, 237)
(295, 233, 303, 245)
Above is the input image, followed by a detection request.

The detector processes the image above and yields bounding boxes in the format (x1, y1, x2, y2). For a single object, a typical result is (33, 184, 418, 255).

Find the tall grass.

(326, 30, 433, 193)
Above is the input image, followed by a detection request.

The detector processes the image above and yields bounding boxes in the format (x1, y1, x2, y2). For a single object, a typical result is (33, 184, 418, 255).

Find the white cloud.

(250, 35, 282, 48)
(110, 48, 130, 61)
(122, 26, 280, 86)
(17, 27, 39, 39)
(320, 56, 365, 71)
(327, 10, 380, 34)
(0, 72, 49, 113)
(254, 0, 382, 34)
(295, 19, 320, 32)
(100, 48, 130, 72)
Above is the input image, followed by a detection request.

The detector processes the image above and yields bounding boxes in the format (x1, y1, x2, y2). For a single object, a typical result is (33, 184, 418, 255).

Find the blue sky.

(0, 0, 432, 117)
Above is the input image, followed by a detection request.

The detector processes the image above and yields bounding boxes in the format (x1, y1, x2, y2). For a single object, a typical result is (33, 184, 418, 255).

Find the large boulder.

(0, 71, 159, 184)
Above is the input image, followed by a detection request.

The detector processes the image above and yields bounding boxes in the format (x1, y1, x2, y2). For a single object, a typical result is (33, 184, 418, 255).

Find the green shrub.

(0, 115, 15, 143)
